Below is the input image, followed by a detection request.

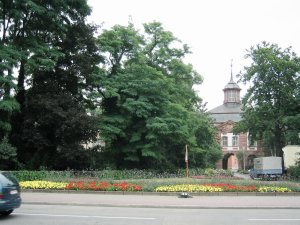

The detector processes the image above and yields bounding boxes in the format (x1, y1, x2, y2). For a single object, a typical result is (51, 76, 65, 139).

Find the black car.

(0, 171, 21, 216)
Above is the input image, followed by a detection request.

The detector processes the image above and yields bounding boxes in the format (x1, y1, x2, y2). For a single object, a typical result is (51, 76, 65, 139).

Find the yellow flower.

(258, 186, 291, 192)
(155, 184, 223, 192)
(20, 181, 67, 190)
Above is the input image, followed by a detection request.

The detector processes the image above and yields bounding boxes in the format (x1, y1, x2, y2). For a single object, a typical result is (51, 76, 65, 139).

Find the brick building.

(208, 71, 264, 170)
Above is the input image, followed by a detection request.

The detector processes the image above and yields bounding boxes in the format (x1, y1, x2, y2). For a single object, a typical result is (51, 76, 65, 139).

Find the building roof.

(209, 103, 242, 123)
(208, 63, 243, 123)
(223, 79, 241, 90)
(223, 70, 241, 90)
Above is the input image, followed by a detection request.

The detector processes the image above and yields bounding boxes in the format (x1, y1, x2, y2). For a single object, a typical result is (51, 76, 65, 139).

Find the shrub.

(288, 163, 300, 180)
(11, 169, 213, 181)
(12, 170, 48, 181)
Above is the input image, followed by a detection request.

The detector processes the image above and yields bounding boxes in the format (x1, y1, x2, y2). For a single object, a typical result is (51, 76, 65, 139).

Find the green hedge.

(10, 169, 234, 182)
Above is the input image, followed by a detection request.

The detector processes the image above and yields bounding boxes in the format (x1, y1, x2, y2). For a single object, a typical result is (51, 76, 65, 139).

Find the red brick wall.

(214, 121, 264, 170)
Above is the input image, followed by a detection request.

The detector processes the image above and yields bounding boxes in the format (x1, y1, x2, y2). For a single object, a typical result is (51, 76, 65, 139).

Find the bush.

(288, 163, 300, 179)
(11, 170, 48, 181)
(0, 137, 18, 169)
(10, 168, 233, 182)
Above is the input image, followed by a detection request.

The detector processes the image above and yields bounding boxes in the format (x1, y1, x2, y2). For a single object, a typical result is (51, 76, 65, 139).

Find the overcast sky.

(87, 0, 300, 110)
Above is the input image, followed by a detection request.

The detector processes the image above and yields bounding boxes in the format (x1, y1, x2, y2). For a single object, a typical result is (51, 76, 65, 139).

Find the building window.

(248, 134, 257, 147)
(222, 136, 228, 146)
(248, 139, 257, 147)
(226, 90, 237, 102)
(232, 135, 239, 147)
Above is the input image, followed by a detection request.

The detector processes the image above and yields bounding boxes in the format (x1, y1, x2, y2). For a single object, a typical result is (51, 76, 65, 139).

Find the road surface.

(1, 204, 300, 225)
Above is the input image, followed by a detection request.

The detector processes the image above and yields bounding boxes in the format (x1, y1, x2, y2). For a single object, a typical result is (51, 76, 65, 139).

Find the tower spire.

(230, 59, 234, 82)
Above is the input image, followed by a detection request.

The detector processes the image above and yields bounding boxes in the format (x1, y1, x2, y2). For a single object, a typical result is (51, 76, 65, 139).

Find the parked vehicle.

(249, 156, 283, 180)
(0, 171, 21, 216)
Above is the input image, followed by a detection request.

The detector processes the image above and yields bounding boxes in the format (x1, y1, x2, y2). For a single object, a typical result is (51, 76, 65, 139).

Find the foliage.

(11, 170, 49, 181)
(1, 1, 221, 170)
(11, 169, 233, 182)
(95, 22, 221, 169)
(288, 162, 300, 179)
(0, 0, 102, 169)
(14, 84, 99, 169)
(234, 42, 300, 157)
(202, 168, 233, 177)
(0, 136, 18, 169)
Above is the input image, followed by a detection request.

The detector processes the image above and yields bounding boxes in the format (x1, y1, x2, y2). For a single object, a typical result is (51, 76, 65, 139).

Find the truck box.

(250, 156, 283, 179)
(253, 157, 282, 170)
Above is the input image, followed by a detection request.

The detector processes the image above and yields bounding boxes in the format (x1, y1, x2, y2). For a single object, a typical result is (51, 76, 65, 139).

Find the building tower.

(208, 63, 263, 170)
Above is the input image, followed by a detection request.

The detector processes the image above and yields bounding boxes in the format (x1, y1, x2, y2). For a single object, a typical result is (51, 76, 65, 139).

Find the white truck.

(249, 156, 283, 180)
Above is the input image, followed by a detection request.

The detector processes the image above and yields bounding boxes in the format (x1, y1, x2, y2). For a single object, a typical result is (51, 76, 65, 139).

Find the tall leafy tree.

(15, 21, 101, 169)
(1, 0, 101, 169)
(0, 0, 21, 166)
(95, 22, 221, 169)
(235, 42, 300, 157)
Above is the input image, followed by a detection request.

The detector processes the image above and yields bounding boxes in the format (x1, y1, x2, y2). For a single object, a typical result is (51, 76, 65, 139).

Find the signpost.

(185, 144, 189, 178)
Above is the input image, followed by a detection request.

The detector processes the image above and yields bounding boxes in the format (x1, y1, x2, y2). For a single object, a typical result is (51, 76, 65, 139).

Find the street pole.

(185, 144, 189, 178)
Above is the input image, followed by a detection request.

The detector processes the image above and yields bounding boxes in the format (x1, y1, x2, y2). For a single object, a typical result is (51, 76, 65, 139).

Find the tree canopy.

(0, 0, 100, 169)
(234, 42, 300, 157)
(0, 1, 221, 170)
(94, 22, 221, 169)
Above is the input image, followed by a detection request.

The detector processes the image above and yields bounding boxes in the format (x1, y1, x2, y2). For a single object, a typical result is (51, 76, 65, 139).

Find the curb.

(21, 201, 300, 209)
(21, 189, 300, 196)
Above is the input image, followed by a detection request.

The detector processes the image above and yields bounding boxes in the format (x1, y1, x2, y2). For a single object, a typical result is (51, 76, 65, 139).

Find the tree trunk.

(274, 125, 285, 172)
(16, 60, 26, 108)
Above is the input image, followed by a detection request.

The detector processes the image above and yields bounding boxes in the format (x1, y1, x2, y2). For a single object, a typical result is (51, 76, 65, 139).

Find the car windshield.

(0, 172, 18, 186)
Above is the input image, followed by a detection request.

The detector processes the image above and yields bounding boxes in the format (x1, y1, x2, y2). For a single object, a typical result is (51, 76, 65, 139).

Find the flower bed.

(20, 180, 142, 191)
(155, 183, 292, 193)
(19, 180, 294, 193)
(65, 181, 142, 191)
(20, 181, 67, 190)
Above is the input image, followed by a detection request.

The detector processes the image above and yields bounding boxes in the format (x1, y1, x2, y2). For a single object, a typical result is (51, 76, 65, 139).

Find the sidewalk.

(21, 191, 300, 209)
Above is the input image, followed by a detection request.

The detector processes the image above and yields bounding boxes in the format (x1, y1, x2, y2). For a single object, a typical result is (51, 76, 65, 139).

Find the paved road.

(21, 191, 300, 208)
(2, 204, 300, 225)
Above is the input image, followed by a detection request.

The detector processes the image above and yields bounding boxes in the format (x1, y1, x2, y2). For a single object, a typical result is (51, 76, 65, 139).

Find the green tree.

(95, 22, 221, 169)
(235, 42, 300, 158)
(0, 1, 21, 165)
(1, 0, 101, 169)
(18, 77, 99, 169)
(12, 21, 101, 170)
